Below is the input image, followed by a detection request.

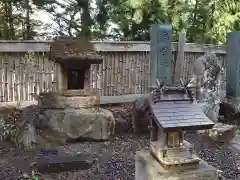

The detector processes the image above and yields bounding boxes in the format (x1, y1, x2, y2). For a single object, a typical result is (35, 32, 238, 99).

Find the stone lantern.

(39, 36, 103, 109)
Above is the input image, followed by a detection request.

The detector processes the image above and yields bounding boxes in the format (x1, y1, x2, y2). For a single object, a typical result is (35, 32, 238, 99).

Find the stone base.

(39, 92, 100, 109)
(135, 150, 217, 180)
(198, 123, 236, 143)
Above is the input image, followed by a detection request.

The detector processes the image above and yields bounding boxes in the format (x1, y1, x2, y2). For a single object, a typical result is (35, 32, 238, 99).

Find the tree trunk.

(209, 2, 215, 44)
(26, 0, 31, 40)
(189, 0, 199, 42)
(7, 2, 15, 39)
(167, 0, 174, 23)
(3, 2, 9, 39)
(76, 0, 91, 38)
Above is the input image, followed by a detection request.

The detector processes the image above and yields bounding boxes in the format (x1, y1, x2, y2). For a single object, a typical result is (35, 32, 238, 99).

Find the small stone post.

(174, 29, 186, 84)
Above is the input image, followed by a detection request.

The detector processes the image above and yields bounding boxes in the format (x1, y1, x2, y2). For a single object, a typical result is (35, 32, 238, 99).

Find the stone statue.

(190, 52, 223, 121)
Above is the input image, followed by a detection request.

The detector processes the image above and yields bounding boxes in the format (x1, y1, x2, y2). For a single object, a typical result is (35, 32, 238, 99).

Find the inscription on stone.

(150, 24, 172, 87)
(159, 31, 170, 41)
(159, 47, 170, 56)
(157, 25, 172, 85)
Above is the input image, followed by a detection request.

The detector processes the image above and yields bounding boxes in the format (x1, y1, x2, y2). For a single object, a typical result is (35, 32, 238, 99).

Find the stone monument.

(149, 24, 172, 90)
(225, 32, 240, 112)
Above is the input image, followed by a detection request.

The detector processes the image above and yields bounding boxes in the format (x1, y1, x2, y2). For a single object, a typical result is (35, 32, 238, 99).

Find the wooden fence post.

(174, 29, 186, 84)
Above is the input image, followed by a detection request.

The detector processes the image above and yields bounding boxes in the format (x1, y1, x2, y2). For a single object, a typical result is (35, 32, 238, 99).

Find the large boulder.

(44, 108, 114, 141)
(14, 105, 114, 149)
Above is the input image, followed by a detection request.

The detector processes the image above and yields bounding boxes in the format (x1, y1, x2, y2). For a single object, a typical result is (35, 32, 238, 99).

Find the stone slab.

(36, 153, 96, 173)
(135, 150, 217, 180)
(39, 92, 99, 109)
(100, 94, 144, 105)
(198, 123, 236, 144)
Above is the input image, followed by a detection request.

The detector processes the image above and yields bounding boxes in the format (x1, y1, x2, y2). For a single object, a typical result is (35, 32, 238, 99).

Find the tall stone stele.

(149, 24, 172, 91)
(226, 32, 240, 109)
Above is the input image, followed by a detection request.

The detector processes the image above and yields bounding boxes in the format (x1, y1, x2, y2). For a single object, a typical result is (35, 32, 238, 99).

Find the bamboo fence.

(0, 41, 227, 102)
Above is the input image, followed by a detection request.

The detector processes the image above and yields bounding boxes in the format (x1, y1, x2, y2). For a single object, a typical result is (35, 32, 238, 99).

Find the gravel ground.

(0, 134, 149, 180)
(185, 133, 240, 180)
(0, 132, 240, 180)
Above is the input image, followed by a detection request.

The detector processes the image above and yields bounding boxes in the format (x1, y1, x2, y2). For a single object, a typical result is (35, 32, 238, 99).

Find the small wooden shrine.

(135, 23, 217, 179)
(149, 83, 215, 169)
(50, 36, 103, 96)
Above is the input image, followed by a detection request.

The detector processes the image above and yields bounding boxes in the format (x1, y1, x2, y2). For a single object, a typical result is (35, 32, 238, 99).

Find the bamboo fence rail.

(0, 41, 226, 102)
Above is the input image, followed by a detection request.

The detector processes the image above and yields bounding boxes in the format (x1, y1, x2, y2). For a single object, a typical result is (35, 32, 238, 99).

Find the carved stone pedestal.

(135, 150, 217, 180)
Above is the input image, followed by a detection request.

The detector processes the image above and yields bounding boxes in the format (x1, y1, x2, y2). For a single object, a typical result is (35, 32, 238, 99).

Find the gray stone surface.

(150, 24, 172, 87)
(39, 92, 99, 109)
(135, 150, 217, 180)
(157, 93, 190, 101)
(226, 32, 240, 99)
(16, 107, 115, 149)
(40, 108, 114, 141)
(100, 94, 144, 105)
(198, 123, 236, 144)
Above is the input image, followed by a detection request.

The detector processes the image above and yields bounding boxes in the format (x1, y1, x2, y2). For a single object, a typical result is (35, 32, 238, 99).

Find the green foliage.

(21, 170, 39, 180)
(0, 118, 17, 140)
(237, 127, 240, 136)
(0, 0, 240, 43)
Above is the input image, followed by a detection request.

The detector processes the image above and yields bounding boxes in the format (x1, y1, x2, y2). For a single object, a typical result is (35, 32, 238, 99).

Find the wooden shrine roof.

(50, 37, 103, 65)
(151, 86, 214, 132)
